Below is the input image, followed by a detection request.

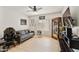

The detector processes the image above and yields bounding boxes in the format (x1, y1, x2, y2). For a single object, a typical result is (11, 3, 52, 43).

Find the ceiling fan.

(28, 6, 42, 12)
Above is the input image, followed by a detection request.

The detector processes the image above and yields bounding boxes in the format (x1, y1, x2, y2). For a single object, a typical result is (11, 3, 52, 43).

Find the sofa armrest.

(16, 31, 21, 36)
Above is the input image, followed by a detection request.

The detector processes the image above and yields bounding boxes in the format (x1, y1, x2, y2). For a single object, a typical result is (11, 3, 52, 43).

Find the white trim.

(61, 6, 69, 15)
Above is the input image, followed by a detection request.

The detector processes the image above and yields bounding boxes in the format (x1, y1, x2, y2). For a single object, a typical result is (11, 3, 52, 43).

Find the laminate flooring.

(8, 36, 61, 52)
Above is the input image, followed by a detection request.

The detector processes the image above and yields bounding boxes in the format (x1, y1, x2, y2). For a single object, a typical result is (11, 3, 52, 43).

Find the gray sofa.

(16, 30, 34, 43)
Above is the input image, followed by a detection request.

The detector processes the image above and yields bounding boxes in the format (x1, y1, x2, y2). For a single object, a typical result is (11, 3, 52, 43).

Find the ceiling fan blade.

(37, 8, 42, 10)
(28, 6, 33, 9)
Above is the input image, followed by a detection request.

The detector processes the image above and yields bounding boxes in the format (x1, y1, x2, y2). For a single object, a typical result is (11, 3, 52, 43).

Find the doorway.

(52, 17, 62, 39)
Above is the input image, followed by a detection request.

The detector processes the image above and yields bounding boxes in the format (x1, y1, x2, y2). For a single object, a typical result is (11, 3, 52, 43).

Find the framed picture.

(39, 16, 45, 20)
(20, 19, 27, 25)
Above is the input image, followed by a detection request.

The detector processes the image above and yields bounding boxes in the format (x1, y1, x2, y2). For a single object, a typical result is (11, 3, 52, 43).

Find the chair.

(2, 27, 16, 49)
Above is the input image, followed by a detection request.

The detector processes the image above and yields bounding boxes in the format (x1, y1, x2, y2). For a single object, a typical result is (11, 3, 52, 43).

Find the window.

(20, 19, 27, 25)
(39, 16, 45, 20)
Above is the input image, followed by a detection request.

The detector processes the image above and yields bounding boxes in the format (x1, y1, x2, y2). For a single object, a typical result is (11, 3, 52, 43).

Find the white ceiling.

(26, 6, 64, 16)
(4, 6, 65, 16)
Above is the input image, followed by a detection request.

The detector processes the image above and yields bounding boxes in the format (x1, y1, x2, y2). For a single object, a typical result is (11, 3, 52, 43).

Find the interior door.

(52, 17, 62, 39)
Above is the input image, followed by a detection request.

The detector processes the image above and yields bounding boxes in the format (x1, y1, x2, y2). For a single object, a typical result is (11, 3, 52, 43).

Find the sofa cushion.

(21, 34, 28, 39)
(25, 30, 30, 34)
(29, 33, 34, 36)
(20, 30, 26, 35)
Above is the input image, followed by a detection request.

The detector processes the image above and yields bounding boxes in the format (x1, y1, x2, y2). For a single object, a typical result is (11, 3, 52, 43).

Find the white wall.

(0, 7, 4, 37)
(29, 13, 61, 37)
(0, 7, 29, 37)
(0, 6, 62, 37)
(61, 6, 79, 26)
(70, 6, 79, 26)
(61, 6, 68, 15)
